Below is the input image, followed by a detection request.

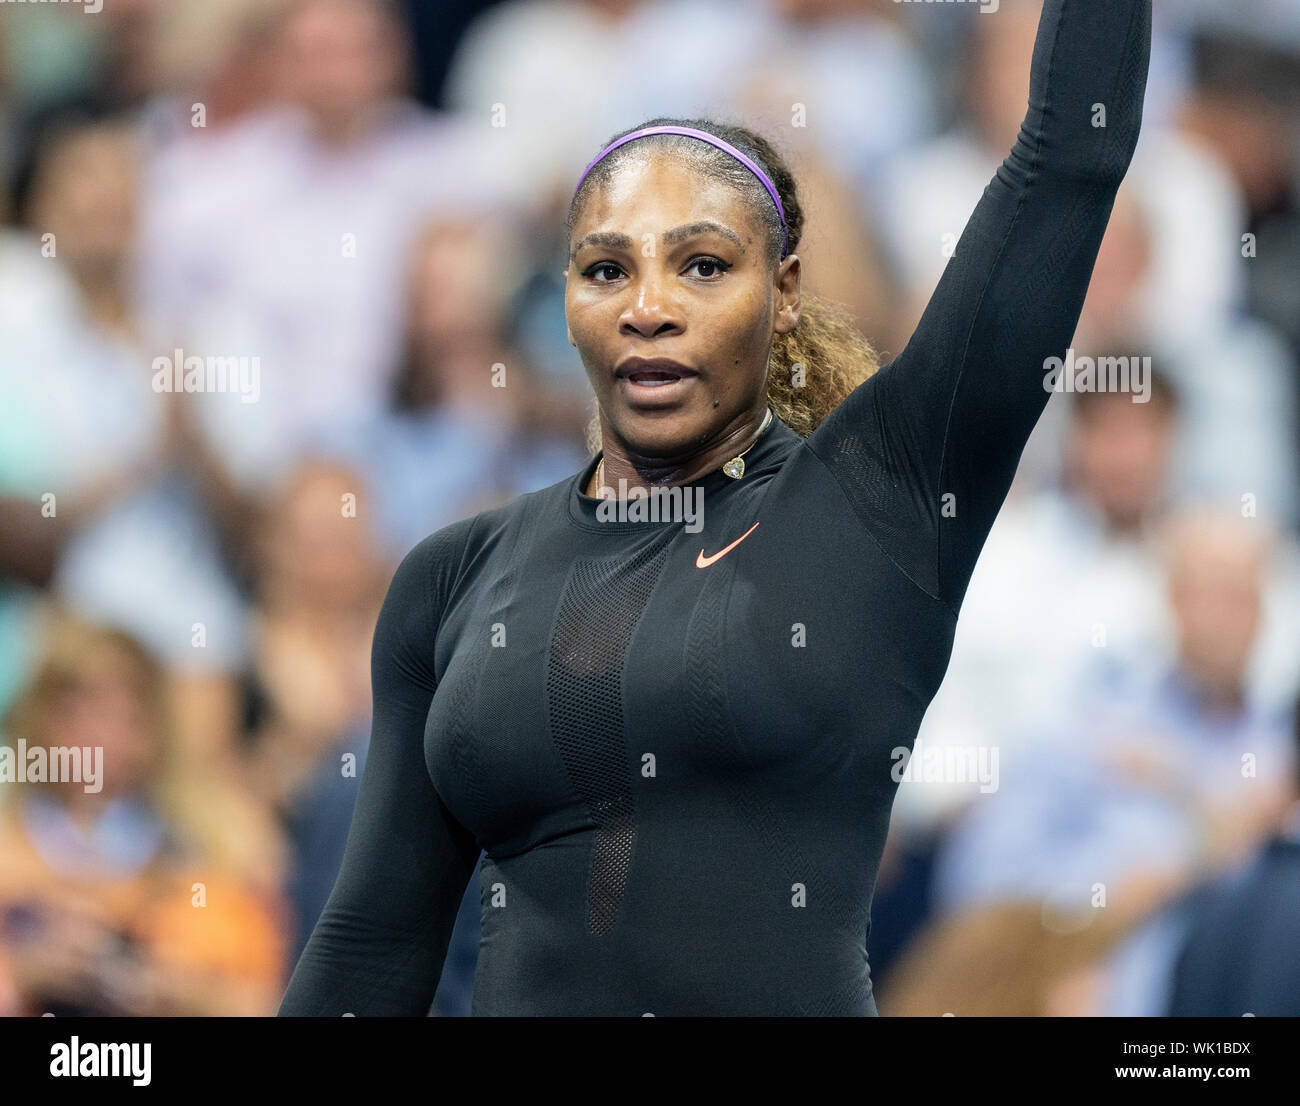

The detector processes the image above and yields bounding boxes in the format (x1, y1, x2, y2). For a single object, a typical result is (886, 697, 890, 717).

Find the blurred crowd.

(0, 0, 1297, 1016)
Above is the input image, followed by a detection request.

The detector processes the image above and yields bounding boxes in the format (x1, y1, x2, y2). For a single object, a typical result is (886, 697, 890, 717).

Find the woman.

(0, 618, 286, 1016)
(279, 0, 1152, 1016)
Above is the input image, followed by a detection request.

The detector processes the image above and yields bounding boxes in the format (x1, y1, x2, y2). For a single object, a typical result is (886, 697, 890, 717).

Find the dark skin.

(564, 155, 802, 498)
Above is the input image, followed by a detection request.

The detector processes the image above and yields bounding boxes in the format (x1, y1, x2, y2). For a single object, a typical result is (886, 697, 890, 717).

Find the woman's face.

(565, 154, 799, 461)
(30, 128, 137, 281)
(47, 661, 156, 800)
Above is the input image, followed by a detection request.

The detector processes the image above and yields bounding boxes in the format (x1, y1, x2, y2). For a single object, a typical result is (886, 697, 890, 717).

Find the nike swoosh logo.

(696, 521, 760, 568)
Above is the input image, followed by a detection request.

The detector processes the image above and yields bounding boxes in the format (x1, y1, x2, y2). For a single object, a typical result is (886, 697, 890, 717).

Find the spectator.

(136, 0, 511, 493)
(0, 119, 248, 740)
(320, 214, 589, 560)
(237, 459, 385, 957)
(893, 372, 1182, 833)
(919, 506, 1297, 1015)
(1164, 695, 1300, 1016)
(0, 618, 288, 1015)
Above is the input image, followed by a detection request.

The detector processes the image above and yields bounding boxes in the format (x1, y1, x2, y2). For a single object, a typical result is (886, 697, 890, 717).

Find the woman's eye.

(583, 257, 730, 282)
(585, 262, 624, 282)
(687, 256, 730, 279)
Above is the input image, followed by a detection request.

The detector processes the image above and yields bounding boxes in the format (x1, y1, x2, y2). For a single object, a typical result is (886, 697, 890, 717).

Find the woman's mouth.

(614, 358, 699, 407)
(617, 368, 697, 407)
(626, 369, 682, 386)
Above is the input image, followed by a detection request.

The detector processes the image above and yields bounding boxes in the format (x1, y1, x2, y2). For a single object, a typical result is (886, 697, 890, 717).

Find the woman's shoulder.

(394, 477, 569, 597)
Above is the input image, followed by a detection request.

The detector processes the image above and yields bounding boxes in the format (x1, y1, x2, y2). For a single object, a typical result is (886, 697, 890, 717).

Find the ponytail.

(766, 293, 880, 439)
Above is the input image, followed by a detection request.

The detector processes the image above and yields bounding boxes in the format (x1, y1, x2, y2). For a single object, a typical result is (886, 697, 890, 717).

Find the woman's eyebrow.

(661, 221, 744, 251)
(571, 230, 632, 260)
(571, 220, 745, 262)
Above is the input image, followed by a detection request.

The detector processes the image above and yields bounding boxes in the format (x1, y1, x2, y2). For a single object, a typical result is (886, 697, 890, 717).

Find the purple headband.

(573, 125, 789, 261)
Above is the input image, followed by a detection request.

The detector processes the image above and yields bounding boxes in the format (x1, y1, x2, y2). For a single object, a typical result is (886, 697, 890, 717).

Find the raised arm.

(278, 519, 479, 1016)
(806, 0, 1151, 615)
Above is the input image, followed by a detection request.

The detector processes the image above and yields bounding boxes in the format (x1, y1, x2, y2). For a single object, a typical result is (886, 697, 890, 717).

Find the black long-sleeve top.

(279, 0, 1152, 1016)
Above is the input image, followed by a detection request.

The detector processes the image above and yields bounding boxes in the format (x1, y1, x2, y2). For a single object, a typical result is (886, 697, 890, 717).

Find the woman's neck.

(591, 406, 770, 498)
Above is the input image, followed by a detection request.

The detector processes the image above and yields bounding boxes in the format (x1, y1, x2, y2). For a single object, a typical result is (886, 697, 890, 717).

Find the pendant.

(722, 457, 745, 479)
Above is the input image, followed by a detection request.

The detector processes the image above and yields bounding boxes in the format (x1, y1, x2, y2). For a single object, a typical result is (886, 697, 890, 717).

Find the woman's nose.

(619, 270, 681, 337)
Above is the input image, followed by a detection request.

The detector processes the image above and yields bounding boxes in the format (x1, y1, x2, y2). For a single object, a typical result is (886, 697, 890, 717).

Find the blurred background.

(0, 0, 1298, 1016)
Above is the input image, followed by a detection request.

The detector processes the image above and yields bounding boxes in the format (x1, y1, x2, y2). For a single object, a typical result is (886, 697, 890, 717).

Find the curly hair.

(568, 116, 881, 453)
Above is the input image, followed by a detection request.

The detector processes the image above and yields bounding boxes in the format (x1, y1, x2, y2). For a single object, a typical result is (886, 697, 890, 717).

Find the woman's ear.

(775, 254, 801, 335)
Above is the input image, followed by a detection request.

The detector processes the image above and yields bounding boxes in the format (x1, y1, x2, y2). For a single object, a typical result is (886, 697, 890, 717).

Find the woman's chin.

(608, 410, 714, 459)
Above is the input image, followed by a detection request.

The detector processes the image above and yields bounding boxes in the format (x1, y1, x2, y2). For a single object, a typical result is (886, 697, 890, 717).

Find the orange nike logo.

(696, 521, 760, 568)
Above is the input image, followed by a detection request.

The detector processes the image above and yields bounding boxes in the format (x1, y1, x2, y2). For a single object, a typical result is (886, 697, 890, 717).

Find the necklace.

(593, 407, 773, 495)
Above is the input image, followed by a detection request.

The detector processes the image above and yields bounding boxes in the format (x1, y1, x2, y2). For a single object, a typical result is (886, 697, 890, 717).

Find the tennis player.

(279, 0, 1153, 1016)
